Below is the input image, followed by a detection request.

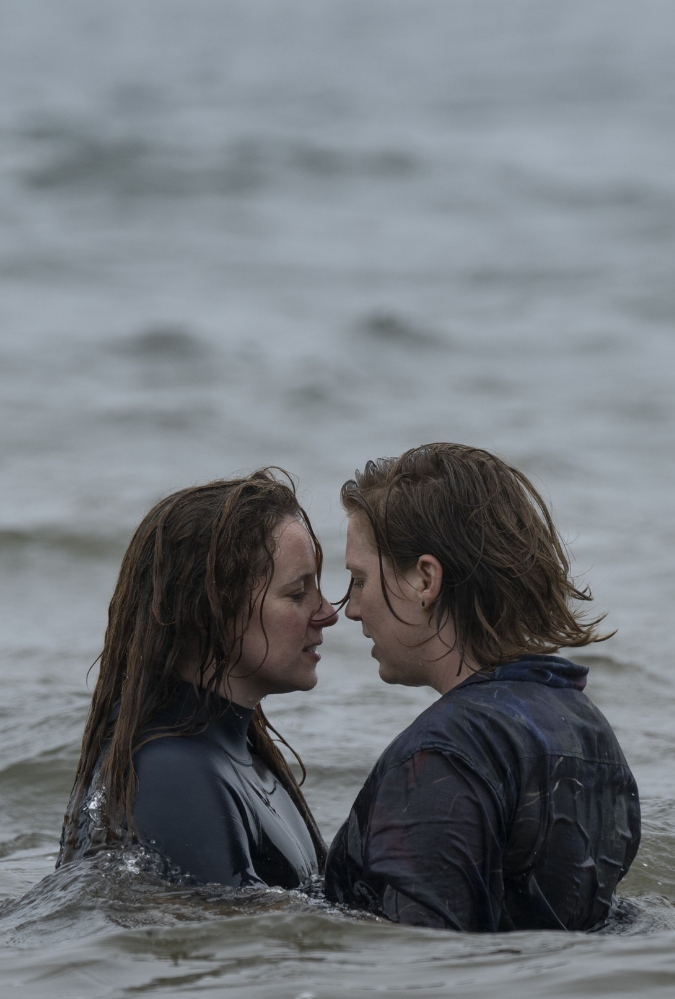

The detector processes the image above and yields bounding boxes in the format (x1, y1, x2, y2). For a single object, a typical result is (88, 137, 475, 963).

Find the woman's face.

(344, 514, 427, 686)
(228, 517, 338, 706)
(345, 513, 456, 690)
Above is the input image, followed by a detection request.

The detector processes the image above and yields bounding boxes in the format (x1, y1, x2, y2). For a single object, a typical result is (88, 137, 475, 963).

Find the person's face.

(345, 514, 429, 687)
(231, 517, 338, 703)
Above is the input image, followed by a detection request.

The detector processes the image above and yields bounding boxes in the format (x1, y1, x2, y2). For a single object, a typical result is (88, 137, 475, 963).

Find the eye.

(290, 590, 307, 602)
(350, 577, 364, 591)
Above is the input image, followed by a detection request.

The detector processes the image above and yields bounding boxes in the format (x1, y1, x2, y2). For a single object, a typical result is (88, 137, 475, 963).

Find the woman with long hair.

(58, 469, 337, 887)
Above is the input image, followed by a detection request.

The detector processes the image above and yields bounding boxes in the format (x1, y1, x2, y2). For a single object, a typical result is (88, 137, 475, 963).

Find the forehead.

(272, 517, 316, 576)
(345, 514, 379, 567)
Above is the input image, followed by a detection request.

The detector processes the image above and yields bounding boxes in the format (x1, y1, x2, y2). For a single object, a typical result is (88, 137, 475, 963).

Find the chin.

(298, 671, 318, 691)
(262, 662, 318, 696)
(287, 667, 318, 693)
(378, 661, 417, 687)
(378, 662, 402, 686)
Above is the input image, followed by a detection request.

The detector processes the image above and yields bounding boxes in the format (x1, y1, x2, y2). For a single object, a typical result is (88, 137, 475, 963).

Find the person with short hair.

(59, 469, 337, 887)
(325, 443, 639, 931)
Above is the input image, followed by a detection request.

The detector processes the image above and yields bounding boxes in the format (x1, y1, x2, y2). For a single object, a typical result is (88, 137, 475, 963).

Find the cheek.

(267, 605, 308, 646)
(362, 587, 385, 622)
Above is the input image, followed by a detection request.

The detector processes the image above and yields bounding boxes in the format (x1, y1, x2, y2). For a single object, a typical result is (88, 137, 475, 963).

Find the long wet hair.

(341, 443, 612, 671)
(59, 469, 327, 868)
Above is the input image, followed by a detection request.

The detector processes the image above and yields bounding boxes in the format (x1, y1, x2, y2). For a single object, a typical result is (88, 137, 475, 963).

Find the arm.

(132, 738, 263, 887)
(331, 750, 505, 931)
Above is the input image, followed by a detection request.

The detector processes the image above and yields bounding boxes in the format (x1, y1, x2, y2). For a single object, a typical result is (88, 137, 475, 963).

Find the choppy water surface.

(1, 1, 675, 995)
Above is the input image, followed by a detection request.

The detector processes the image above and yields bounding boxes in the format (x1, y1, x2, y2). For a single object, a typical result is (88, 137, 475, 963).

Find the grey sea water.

(1, 1, 675, 995)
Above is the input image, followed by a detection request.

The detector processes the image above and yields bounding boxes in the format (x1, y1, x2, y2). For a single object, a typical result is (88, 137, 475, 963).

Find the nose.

(344, 593, 361, 622)
(312, 594, 338, 629)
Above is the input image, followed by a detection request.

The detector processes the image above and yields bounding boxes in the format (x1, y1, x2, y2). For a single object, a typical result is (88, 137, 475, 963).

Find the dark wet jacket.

(325, 656, 640, 932)
(58, 683, 319, 888)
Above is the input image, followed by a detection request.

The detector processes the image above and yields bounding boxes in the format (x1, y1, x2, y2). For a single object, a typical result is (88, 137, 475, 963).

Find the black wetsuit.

(325, 655, 640, 932)
(60, 684, 318, 888)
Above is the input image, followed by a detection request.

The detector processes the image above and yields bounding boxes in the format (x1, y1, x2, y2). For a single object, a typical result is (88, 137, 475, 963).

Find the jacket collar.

(456, 654, 588, 692)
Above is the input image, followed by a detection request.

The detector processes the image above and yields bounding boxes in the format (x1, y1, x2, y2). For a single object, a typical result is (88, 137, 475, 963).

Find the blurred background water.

(1, 1, 675, 996)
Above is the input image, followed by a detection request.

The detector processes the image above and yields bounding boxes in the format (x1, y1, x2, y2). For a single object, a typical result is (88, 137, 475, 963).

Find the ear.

(415, 554, 443, 607)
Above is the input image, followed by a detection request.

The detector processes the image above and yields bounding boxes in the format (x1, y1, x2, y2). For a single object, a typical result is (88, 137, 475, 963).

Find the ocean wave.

(20, 125, 420, 198)
(111, 325, 211, 362)
(0, 528, 127, 560)
(354, 311, 446, 350)
(0, 849, 364, 948)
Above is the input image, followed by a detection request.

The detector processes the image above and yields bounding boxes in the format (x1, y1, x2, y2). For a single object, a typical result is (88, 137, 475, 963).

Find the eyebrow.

(345, 562, 366, 574)
(281, 571, 315, 587)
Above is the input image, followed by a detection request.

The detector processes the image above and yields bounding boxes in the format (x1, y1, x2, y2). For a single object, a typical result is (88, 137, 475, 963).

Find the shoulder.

(377, 676, 626, 784)
(134, 733, 237, 791)
(132, 733, 250, 840)
(376, 683, 513, 762)
(135, 732, 210, 766)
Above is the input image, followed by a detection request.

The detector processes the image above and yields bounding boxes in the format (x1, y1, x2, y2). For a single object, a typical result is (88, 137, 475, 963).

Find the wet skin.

(187, 516, 338, 708)
(344, 513, 474, 694)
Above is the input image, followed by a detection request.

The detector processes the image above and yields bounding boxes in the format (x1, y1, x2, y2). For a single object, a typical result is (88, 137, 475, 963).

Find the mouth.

(302, 643, 322, 662)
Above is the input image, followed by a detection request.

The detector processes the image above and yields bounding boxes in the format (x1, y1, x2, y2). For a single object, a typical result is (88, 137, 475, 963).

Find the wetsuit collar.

(160, 682, 255, 758)
(455, 654, 589, 693)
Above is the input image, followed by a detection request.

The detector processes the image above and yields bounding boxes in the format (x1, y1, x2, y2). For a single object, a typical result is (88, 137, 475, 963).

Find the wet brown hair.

(341, 443, 611, 671)
(59, 469, 326, 868)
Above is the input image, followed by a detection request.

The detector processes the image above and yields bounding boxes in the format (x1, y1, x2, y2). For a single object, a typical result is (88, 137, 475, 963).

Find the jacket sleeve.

(132, 738, 264, 887)
(331, 750, 506, 931)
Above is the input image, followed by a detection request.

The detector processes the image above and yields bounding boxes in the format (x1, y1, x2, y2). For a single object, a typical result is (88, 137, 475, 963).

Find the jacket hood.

(461, 654, 588, 692)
